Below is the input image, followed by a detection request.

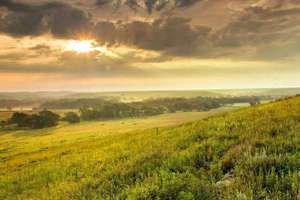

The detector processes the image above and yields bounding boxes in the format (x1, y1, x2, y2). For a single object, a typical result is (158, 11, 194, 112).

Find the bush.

(63, 112, 80, 123)
(0, 120, 7, 128)
(10, 112, 31, 127)
(31, 111, 60, 129)
(9, 110, 60, 129)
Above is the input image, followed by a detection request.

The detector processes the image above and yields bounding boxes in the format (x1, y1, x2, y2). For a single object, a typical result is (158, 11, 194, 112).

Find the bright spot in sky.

(64, 39, 119, 58)
(65, 40, 94, 53)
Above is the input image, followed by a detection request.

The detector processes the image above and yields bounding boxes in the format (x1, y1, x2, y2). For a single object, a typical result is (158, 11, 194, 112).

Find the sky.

(0, 0, 299, 91)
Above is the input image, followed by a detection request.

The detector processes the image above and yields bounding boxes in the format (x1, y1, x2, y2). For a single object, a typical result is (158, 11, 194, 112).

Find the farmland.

(0, 96, 299, 199)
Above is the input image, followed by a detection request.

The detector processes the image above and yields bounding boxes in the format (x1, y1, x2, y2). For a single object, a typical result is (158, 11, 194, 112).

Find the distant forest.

(0, 99, 38, 109)
(38, 96, 261, 121)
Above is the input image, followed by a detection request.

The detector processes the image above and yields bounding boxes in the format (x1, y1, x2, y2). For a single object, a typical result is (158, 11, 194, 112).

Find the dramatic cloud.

(95, 0, 202, 13)
(94, 17, 211, 56)
(1, 0, 299, 59)
(213, 2, 300, 60)
(0, 0, 300, 90)
(0, 0, 91, 38)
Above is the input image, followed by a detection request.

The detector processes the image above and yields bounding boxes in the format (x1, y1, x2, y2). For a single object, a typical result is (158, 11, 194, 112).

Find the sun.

(65, 40, 94, 53)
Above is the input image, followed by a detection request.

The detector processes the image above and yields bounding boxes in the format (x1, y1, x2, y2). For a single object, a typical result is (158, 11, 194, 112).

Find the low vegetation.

(2, 96, 260, 129)
(62, 112, 80, 124)
(40, 98, 115, 110)
(79, 96, 261, 121)
(8, 110, 60, 129)
(0, 96, 299, 199)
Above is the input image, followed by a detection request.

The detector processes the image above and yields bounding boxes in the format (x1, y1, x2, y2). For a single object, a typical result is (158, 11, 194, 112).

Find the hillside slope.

(0, 97, 300, 199)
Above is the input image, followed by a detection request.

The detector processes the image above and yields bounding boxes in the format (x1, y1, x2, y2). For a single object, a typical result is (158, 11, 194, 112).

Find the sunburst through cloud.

(0, 1, 300, 199)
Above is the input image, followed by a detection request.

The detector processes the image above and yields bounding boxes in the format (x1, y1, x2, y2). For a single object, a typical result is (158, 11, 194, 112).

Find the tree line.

(7, 111, 60, 129)
(1, 111, 80, 129)
(39, 98, 117, 109)
(1, 96, 261, 129)
(39, 96, 263, 110)
(79, 96, 261, 121)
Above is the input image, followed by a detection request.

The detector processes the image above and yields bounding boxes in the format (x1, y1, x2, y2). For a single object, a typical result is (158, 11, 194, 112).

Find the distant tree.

(9, 110, 60, 129)
(0, 120, 6, 129)
(63, 112, 80, 123)
(32, 107, 40, 111)
(10, 112, 31, 127)
(249, 100, 260, 106)
(34, 110, 60, 128)
(29, 114, 43, 129)
(80, 107, 97, 121)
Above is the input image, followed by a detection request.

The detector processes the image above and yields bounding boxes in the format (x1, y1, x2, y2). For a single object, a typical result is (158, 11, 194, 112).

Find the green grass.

(0, 109, 231, 160)
(0, 98, 299, 199)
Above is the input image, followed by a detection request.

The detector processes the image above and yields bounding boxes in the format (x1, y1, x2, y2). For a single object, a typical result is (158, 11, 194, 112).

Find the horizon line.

(0, 86, 300, 93)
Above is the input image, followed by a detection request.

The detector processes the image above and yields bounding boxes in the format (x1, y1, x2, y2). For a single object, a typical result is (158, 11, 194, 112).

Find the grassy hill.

(0, 97, 299, 199)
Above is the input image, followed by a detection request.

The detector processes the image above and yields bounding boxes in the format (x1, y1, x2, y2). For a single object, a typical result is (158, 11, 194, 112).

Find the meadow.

(0, 97, 299, 199)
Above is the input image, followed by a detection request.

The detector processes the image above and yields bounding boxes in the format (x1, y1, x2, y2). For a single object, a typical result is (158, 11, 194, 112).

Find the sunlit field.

(0, 96, 299, 199)
(0, 108, 234, 158)
(1, 0, 300, 199)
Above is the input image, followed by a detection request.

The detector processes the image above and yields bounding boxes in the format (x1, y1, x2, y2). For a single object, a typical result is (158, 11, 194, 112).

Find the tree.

(0, 120, 6, 129)
(9, 111, 60, 129)
(30, 114, 43, 129)
(10, 112, 31, 127)
(63, 112, 80, 123)
(35, 110, 60, 128)
(249, 100, 260, 106)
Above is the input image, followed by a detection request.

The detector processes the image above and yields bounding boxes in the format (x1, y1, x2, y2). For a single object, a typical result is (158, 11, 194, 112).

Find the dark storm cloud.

(92, 0, 300, 59)
(96, 0, 109, 7)
(94, 17, 211, 55)
(0, 0, 33, 12)
(95, 0, 202, 13)
(0, 0, 300, 61)
(0, 0, 91, 38)
(174, 0, 201, 7)
(217, 5, 300, 44)
(96, 0, 140, 11)
(0, 1, 210, 57)
(209, 3, 300, 60)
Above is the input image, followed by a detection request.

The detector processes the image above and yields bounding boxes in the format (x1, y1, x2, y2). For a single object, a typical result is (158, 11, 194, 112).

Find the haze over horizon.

(1, 86, 300, 93)
(0, 0, 300, 91)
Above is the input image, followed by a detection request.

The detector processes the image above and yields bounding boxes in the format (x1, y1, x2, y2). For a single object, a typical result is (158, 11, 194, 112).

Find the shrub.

(63, 112, 80, 123)
(0, 120, 7, 128)
(9, 111, 60, 129)
(9, 112, 32, 127)
(32, 111, 60, 128)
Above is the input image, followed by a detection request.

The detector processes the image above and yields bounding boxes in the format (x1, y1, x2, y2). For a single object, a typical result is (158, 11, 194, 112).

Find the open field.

(0, 97, 299, 199)
(0, 106, 238, 159)
(1, 0, 300, 198)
